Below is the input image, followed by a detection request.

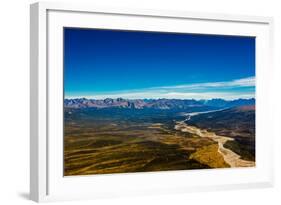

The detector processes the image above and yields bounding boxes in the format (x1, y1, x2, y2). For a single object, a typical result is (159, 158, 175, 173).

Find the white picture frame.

(30, 2, 274, 202)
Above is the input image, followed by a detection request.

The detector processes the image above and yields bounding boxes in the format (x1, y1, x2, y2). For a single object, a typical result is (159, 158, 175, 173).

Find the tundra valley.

(64, 98, 255, 176)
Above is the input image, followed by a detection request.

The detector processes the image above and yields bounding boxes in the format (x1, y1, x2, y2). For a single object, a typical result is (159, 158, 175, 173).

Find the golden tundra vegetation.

(190, 144, 230, 168)
(64, 123, 214, 175)
(63, 108, 237, 176)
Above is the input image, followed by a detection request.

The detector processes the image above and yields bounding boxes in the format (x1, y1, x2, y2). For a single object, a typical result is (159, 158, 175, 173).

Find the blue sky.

(64, 28, 255, 100)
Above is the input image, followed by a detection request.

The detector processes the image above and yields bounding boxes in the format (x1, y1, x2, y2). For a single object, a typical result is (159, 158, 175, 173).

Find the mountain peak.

(64, 98, 255, 110)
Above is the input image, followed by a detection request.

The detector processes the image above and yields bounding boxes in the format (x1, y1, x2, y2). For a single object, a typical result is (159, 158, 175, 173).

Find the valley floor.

(64, 108, 255, 176)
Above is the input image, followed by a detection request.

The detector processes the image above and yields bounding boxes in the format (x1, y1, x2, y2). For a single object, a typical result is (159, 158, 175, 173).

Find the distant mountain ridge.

(64, 98, 255, 110)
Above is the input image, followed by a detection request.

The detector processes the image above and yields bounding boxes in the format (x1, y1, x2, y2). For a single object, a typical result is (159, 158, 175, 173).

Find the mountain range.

(64, 98, 255, 110)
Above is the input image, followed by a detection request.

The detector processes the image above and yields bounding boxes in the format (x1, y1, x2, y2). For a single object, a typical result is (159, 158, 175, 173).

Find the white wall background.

(0, 0, 280, 204)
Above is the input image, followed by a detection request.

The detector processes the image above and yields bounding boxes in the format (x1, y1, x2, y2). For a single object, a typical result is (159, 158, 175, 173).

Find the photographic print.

(63, 28, 255, 176)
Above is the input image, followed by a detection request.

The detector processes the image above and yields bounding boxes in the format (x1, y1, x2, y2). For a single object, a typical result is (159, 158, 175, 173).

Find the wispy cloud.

(66, 76, 255, 100)
(149, 76, 255, 90)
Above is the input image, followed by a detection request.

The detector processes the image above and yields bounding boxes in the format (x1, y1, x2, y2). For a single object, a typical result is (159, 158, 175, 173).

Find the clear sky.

(64, 28, 255, 100)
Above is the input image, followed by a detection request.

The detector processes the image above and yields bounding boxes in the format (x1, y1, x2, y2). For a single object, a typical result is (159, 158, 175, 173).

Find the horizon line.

(64, 97, 255, 101)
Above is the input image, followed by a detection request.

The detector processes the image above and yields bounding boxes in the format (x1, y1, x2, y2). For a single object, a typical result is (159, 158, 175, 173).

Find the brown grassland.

(64, 107, 255, 176)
